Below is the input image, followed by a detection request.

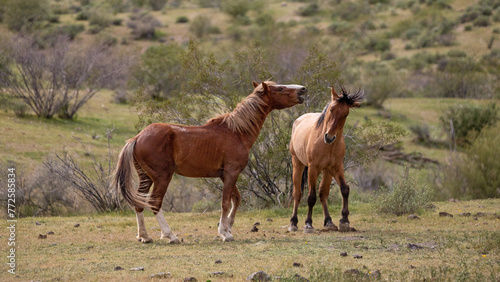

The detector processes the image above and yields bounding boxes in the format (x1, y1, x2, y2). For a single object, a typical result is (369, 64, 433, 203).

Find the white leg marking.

(155, 211, 180, 244)
(136, 212, 152, 243)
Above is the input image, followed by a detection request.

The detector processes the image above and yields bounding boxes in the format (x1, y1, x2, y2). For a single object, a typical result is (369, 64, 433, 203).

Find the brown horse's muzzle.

(297, 87, 307, 104)
(324, 133, 336, 144)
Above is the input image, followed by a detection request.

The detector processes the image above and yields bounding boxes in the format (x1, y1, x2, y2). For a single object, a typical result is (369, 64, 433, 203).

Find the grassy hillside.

(0, 198, 498, 281)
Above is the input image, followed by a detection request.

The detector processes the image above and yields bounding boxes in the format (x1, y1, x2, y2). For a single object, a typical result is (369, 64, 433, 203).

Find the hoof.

(339, 222, 350, 232)
(324, 222, 338, 231)
(288, 225, 298, 232)
(222, 234, 234, 242)
(138, 237, 153, 243)
(303, 225, 315, 234)
(169, 238, 181, 244)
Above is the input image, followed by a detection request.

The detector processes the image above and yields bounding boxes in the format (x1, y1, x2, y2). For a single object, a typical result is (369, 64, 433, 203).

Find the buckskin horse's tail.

(111, 139, 152, 210)
(301, 166, 308, 193)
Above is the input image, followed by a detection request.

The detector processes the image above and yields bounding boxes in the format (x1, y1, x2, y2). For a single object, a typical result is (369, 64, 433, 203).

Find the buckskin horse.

(112, 81, 307, 242)
(288, 86, 363, 233)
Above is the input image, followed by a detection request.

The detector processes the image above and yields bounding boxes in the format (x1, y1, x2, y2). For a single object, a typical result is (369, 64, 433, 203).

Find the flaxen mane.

(211, 82, 275, 135)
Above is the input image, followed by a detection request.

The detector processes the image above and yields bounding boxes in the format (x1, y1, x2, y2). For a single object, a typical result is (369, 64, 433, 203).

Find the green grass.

(0, 199, 498, 281)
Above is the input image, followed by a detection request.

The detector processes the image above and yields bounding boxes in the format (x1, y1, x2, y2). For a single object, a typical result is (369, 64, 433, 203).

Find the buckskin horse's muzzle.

(324, 133, 336, 144)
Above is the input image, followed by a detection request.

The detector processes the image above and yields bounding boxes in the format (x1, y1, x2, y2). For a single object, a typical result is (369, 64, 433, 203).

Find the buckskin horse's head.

(322, 86, 364, 144)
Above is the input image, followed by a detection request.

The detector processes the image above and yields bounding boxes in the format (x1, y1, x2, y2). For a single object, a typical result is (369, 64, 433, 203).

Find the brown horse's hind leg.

(289, 156, 305, 232)
(319, 172, 338, 231)
(333, 173, 350, 232)
(149, 174, 180, 244)
(304, 167, 319, 233)
(228, 186, 241, 232)
(134, 163, 153, 243)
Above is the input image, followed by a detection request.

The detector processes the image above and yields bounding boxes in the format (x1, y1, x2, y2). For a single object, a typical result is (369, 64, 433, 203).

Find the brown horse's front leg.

(334, 173, 350, 232)
(289, 156, 305, 232)
(304, 167, 319, 233)
(219, 174, 238, 242)
(228, 186, 241, 232)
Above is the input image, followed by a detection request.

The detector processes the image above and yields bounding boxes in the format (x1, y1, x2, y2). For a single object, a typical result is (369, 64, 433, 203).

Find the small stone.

(292, 262, 303, 267)
(425, 203, 436, 210)
(340, 252, 348, 257)
(215, 259, 222, 264)
(38, 234, 47, 239)
(459, 212, 471, 217)
(293, 274, 309, 281)
(369, 270, 381, 279)
(406, 243, 423, 250)
(247, 270, 271, 281)
(409, 265, 416, 269)
(74, 223, 80, 228)
(251, 226, 259, 232)
(344, 269, 362, 276)
(266, 218, 273, 222)
(439, 212, 453, 218)
(210, 271, 224, 276)
(47, 231, 55, 235)
(129, 266, 144, 271)
(475, 212, 487, 217)
(407, 214, 420, 220)
(353, 254, 363, 259)
(253, 222, 261, 226)
(150, 272, 167, 278)
(184, 277, 197, 282)
(114, 266, 124, 271)
(35, 222, 42, 225)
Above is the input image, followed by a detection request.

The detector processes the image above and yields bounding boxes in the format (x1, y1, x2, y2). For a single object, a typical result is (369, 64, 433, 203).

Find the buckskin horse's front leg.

(334, 173, 350, 232)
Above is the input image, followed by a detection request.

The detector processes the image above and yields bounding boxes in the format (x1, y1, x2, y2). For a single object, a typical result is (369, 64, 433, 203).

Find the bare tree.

(0, 35, 132, 119)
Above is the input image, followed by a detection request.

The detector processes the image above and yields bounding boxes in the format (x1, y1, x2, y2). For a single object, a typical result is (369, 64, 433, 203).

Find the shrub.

(362, 64, 403, 108)
(437, 123, 500, 199)
(76, 11, 89, 21)
(447, 49, 467, 58)
(409, 123, 432, 145)
(12, 100, 28, 117)
(327, 21, 352, 35)
(221, 0, 250, 19)
(89, 11, 112, 29)
(198, 0, 221, 8)
(176, 16, 189, 23)
(373, 168, 432, 216)
(334, 1, 369, 21)
(439, 103, 498, 146)
(189, 15, 212, 38)
(465, 25, 472, 31)
(148, 0, 167, 11)
(4, 0, 50, 31)
(473, 15, 491, 26)
(127, 11, 162, 40)
(112, 18, 123, 26)
(298, 3, 319, 17)
(364, 37, 391, 52)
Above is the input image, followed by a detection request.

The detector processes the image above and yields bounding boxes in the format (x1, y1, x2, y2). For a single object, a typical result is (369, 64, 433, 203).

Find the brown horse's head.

(319, 86, 364, 144)
(252, 81, 307, 109)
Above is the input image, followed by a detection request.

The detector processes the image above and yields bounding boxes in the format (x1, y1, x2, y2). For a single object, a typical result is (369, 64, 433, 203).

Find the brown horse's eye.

(278, 87, 283, 91)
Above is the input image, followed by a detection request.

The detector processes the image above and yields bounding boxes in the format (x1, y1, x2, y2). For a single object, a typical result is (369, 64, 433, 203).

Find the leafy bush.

(327, 21, 352, 35)
(189, 15, 212, 38)
(176, 16, 189, 23)
(334, 0, 369, 21)
(148, 0, 167, 11)
(4, 0, 50, 31)
(221, 0, 250, 19)
(362, 64, 403, 108)
(298, 3, 319, 17)
(127, 11, 162, 40)
(76, 11, 89, 21)
(437, 123, 500, 199)
(373, 168, 432, 216)
(439, 103, 498, 146)
(474, 15, 491, 26)
(447, 49, 467, 58)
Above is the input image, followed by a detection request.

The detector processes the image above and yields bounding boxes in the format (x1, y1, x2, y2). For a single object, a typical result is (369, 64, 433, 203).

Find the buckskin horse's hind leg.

(150, 174, 180, 244)
(319, 171, 338, 231)
(333, 172, 350, 232)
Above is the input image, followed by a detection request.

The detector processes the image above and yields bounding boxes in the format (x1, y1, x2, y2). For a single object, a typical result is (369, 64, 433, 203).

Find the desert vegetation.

(0, 0, 498, 280)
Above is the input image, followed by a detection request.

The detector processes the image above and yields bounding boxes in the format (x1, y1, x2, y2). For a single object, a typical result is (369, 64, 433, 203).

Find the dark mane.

(337, 85, 365, 106)
(315, 86, 365, 128)
(316, 101, 331, 128)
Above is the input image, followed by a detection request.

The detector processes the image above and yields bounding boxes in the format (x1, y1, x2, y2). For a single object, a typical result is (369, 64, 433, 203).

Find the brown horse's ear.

(252, 81, 259, 88)
(331, 86, 341, 100)
(261, 81, 269, 94)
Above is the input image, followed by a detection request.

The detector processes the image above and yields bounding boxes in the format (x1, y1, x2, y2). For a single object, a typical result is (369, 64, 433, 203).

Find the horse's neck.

(240, 106, 272, 148)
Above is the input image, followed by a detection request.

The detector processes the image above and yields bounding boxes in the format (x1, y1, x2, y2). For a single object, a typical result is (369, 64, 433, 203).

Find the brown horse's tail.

(111, 139, 152, 210)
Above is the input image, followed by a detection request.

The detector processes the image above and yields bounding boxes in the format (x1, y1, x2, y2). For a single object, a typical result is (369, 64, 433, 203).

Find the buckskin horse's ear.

(261, 81, 269, 94)
(252, 81, 259, 88)
(331, 86, 341, 100)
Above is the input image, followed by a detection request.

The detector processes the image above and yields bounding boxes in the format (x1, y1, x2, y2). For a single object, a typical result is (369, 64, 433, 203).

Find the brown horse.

(288, 86, 363, 233)
(112, 81, 307, 242)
